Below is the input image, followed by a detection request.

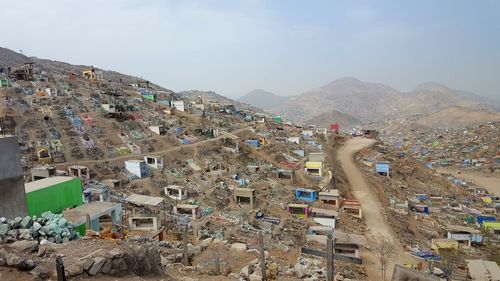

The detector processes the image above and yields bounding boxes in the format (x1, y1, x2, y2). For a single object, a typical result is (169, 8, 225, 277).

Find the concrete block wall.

(0, 136, 28, 218)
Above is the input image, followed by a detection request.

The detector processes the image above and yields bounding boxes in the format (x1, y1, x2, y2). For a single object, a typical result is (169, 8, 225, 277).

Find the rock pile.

(0, 211, 78, 244)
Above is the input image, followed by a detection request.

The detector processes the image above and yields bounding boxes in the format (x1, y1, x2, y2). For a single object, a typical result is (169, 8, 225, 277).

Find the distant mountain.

(303, 109, 361, 129)
(274, 77, 401, 122)
(453, 89, 500, 111)
(237, 89, 289, 111)
(274, 77, 490, 123)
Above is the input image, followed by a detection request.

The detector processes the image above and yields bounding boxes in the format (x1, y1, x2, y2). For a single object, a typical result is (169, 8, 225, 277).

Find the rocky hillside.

(303, 109, 361, 129)
(180, 90, 264, 113)
(273, 78, 491, 123)
(0, 47, 167, 90)
(237, 89, 289, 111)
(414, 106, 500, 129)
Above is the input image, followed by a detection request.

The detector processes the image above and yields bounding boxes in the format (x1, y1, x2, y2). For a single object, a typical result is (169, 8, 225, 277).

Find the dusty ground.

(336, 137, 418, 280)
(437, 167, 500, 195)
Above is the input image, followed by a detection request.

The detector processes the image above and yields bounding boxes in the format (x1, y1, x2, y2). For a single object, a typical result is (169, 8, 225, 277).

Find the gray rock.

(0, 257, 5, 266)
(88, 256, 107, 276)
(13, 217, 23, 228)
(7, 229, 18, 238)
(6, 253, 23, 267)
(294, 258, 311, 278)
(54, 234, 62, 244)
(5, 253, 35, 270)
(21, 216, 33, 228)
(109, 248, 124, 259)
(249, 273, 261, 281)
(30, 265, 52, 279)
(111, 257, 128, 271)
(231, 242, 247, 251)
(0, 223, 11, 236)
(31, 222, 42, 232)
(0, 248, 7, 259)
(100, 260, 112, 274)
(83, 259, 94, 271)
(240, 265, 253, 277)
(9, 240, 39, 253)
(66, 261, 84, 276)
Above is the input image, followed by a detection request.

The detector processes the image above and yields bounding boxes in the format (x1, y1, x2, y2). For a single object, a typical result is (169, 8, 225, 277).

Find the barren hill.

(273, 77, 491, 123)
(0, 47, 166, 89)
(415, 106, 500, 128)
(237, 89, 289, 111)
(304, 109, 361, 129)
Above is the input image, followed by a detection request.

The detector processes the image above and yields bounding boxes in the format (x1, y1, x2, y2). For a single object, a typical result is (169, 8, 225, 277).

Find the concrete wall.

(0, 136, 28, 218)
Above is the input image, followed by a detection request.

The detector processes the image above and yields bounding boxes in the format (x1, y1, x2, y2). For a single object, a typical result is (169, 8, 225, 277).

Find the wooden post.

(182, 225, 189, 266)
(327, 231, 334, 281)
(86, 214, 91, 230)
(258, 231, 267, 281)
(214, 251, 221, 275)
(56, 255, 66, 281)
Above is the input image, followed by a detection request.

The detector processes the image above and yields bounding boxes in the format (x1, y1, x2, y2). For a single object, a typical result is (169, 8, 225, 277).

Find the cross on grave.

(300, 231, 335, 281)
(165, 224, 198, 266)
(203, 250, 229, 275)
(247, 231, 267, 281)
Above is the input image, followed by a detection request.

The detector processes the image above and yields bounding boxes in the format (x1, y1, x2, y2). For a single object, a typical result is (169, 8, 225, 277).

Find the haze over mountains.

(2, 46, 498, 128)
(238, 89, 288, 111)
(240, 77, 500, 125)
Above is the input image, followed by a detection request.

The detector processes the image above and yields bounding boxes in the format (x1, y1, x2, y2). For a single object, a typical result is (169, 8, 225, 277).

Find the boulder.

(108, 247, 124, 259)
(88, 256, 107, 276)
(66, 262, 84, 276)
(6, 253, 36, 270)
(111, 257, 128, 272)
(83, 259, 94, 272)
(100, 260, 112, 274)
(9, 240, 39, 253)
(231, 243, 247, 251)
(30, 265, 52, 279)
(0, 257, 6, 266)
(6, 253, 23, 267)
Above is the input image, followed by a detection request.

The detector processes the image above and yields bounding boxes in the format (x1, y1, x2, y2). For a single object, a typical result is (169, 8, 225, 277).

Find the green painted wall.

(26, 178, 83, 216)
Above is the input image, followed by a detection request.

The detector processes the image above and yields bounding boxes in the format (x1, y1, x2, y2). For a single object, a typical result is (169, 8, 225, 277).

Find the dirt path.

(337, 137, 391, 238)
(437, 167, 500, 195)
(337, 137, 417, 280)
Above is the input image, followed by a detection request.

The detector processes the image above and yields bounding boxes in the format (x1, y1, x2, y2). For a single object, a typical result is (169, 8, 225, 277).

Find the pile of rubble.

(0, 211, 78, 244)
(0, 240, 163, 280)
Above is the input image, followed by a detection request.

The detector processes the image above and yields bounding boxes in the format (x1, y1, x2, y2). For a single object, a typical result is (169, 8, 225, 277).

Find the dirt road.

(437, 167, 500, 195)
(337, 137, 417, 279)
(337, 137, 392, 238)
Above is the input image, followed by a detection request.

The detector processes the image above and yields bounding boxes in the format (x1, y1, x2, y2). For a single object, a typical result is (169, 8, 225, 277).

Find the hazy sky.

(2, 0, 499, 98)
